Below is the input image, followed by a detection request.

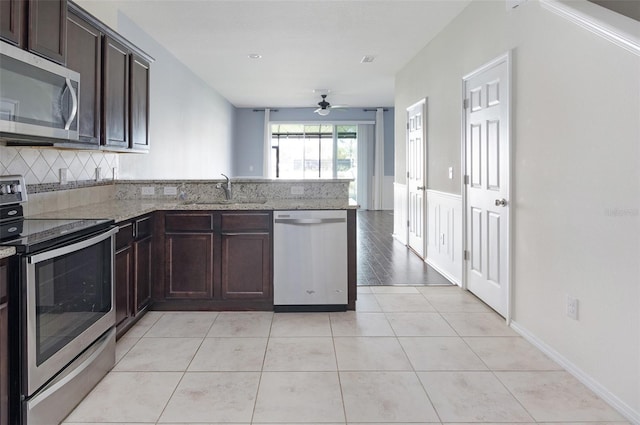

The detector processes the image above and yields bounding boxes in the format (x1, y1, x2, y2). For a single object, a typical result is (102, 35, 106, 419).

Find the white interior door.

(407, 99, 427, 258)
(463, 54, 510, 317)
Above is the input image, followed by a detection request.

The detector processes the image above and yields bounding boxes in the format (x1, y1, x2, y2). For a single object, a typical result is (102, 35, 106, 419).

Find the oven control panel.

(0, 175, 27, 206)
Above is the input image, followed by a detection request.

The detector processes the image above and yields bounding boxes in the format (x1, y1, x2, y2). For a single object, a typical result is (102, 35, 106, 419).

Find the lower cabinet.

(155, 210, 273, 310)
(164, 232, 215, 299)
(115, 238, 133, 327)
(220, 212, 271, 300)
(0, 258, 8, 424)
(115, 214, 154, 337)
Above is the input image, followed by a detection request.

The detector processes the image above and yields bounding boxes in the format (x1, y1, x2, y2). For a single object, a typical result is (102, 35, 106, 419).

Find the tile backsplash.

(0, 145, 119, 185)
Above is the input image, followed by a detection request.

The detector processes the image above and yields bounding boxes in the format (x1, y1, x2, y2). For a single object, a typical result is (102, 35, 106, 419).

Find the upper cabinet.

(103, 35, 130, 149)
(0, 0, 22, 45)
(130, 54, 150, 151)
(66, 8, 102, 146)
(65, 1, 152, 152)
(28, 0, 67, 63)
(0, 0, 67, 64)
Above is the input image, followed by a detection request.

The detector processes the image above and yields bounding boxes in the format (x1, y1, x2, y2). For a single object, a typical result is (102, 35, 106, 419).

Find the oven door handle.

(28, 226, 118, 264)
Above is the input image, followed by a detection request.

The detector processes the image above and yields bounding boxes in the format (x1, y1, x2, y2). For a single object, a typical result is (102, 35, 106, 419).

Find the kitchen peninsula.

(21, 178, 358, 337)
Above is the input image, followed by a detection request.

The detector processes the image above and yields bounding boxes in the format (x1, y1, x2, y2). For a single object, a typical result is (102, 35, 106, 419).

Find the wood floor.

(356, 210, 452, 286)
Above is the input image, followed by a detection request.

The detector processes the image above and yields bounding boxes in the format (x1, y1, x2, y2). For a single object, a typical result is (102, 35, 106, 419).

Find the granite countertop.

(30, 198, 358, 223)
(0, 246, 16, 260)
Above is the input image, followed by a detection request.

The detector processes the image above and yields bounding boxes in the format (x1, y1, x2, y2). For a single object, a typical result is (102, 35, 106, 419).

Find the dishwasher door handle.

(274, 218, 346, 225)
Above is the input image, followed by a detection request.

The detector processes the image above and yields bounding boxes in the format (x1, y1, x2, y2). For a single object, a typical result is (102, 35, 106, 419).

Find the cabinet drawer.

(165, 213, 213, 232)
(135, 216, 153, 239)
(221, 212, 271, 232)
(116, 222, 134, 250)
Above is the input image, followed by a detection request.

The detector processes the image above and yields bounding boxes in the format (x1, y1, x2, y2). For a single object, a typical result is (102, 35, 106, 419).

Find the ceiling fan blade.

(314, 107, 322, 113)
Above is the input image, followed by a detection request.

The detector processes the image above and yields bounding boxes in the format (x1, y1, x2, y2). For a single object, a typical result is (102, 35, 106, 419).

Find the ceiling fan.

(314, 94, 347, 116)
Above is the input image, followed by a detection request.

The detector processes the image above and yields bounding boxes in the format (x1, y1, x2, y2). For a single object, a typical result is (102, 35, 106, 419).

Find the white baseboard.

(510, 321, 640, 424)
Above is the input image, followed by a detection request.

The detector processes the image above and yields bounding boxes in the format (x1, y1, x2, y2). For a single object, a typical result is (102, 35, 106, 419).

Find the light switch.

(448, 167, 454, 180)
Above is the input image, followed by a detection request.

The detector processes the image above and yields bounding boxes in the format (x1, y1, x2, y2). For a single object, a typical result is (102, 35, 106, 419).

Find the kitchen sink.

(181, 198, 268, 206)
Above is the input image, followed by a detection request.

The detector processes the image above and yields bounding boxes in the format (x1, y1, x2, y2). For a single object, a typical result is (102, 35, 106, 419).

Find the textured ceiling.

(108, 0, 472, 108)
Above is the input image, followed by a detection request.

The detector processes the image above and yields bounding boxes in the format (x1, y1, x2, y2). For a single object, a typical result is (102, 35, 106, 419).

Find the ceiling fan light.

(317, 108, 330, 116)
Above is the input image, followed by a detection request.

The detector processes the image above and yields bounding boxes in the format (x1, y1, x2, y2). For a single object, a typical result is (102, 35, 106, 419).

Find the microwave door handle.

(62, 78, 78, 131)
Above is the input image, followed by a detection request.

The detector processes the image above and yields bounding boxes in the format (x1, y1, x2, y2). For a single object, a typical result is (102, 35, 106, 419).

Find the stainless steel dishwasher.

(273, 210, 348, 311)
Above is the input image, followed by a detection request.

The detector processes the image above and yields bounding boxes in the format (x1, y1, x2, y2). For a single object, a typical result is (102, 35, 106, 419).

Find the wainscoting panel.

(426, 190, 462, 285)
(393, 182, 407, 245)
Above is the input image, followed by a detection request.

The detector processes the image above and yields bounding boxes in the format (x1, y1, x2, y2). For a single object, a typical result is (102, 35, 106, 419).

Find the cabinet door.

(28, 0, 67, 64)
(0, 0, 22, 45)
(221, 233, 271, 299)
(115, 246, 132, 326)
(130, 54, 150, 151)
(134, 235, 153, 312)
(165, 233, 214, 299)
(103, 36, 129, 148)
(0, 259, 8, 425)
(67, 11, 101, 146)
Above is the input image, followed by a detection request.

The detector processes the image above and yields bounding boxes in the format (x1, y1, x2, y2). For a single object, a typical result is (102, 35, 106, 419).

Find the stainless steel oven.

(24, 227, 116, 396)
(0, 176, 117, 425)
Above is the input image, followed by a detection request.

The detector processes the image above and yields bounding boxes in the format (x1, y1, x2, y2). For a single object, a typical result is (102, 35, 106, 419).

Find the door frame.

(461, 51, 513, 323)
(406, 98, 428, 256)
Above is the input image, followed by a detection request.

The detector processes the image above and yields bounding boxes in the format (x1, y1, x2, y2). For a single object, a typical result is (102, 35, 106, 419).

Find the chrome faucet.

(220, 173, 232, 200)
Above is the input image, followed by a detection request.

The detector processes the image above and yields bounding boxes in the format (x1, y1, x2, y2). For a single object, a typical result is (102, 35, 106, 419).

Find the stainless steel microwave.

(0, 41, 80, 141)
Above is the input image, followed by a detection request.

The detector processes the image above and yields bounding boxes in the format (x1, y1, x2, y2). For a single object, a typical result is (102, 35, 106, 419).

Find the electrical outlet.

(112, 167, 118, 180)
(163, 186, 178, 195)
(440, 233, 445, 245)
(59, 168, 68, 185)
(95, 167, 102, 181)
(291, 186, 304, 195)
(141, 186, 155, 196)
(567, 295, 579, 320)
(448, 167, 454, 180)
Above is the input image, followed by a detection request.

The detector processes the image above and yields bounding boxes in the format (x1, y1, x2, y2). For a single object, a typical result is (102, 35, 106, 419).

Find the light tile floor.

(63, 286, 630, 424)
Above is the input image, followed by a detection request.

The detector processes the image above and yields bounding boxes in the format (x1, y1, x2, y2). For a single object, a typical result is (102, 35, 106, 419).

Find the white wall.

(396, 0, 639, 419)
(76, 2, 236, 179)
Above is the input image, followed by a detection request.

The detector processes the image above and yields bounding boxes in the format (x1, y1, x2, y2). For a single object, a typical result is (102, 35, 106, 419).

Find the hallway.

(357, 210, 452, 286)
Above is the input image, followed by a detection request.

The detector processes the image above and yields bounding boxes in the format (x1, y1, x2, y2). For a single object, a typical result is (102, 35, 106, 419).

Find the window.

(271, 123, 357, 200)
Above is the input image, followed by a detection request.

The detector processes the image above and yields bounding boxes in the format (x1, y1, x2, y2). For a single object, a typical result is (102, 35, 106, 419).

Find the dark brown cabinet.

(0, 258, 9, 425)
(0, 0, 22, 45)
(133, 216, 153, 311)
(103, 35, 129, 149)
(28, 0, 66, 63)
(155, 210, 273, 310)
(102, 36, 152, 152)
(66, 8, 101, 146)
(130, 54, 150, 151)
(115, 222, 134, 328)
(115, 214, 155, 337)
(164, 213, 216, 300)
(0, 0, 67, 63)
(220, 212, 271, 300)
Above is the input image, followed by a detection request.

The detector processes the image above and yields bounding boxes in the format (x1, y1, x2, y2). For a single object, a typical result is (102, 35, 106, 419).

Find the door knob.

(495, 198, 508, 207)
(417, 186, 425, 191)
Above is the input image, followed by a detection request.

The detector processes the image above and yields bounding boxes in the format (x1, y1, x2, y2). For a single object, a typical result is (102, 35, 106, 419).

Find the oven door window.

(34, 237, 112, 366)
